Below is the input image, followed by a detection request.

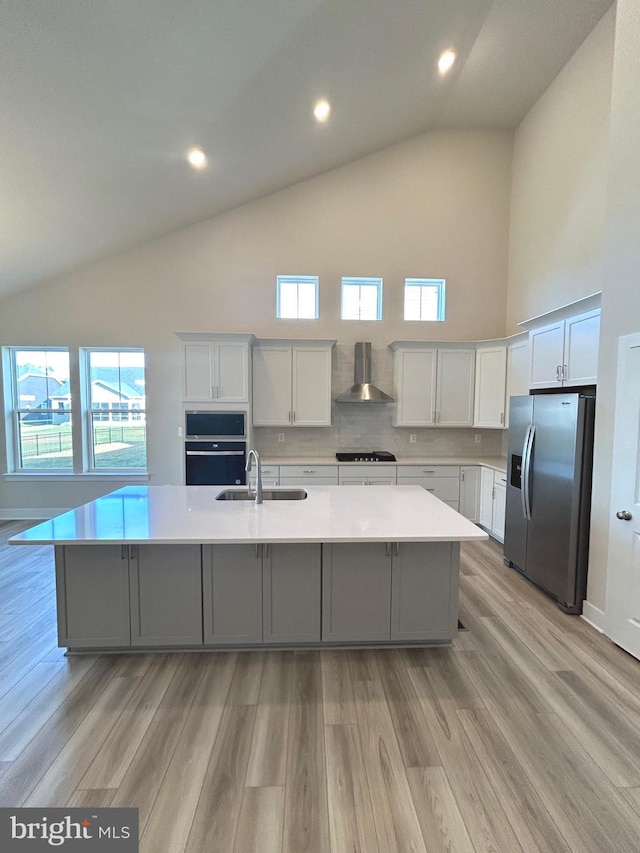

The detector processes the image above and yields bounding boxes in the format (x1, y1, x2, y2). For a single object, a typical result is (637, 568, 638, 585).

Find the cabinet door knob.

(616, 510, 633, 521)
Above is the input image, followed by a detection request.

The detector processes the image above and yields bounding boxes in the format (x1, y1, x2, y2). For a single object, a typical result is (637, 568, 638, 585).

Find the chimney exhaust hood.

(335, 342, 394, 403)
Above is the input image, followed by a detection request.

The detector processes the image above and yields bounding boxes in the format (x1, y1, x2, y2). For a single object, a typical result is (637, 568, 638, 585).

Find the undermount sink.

(216, 488, 308, 501)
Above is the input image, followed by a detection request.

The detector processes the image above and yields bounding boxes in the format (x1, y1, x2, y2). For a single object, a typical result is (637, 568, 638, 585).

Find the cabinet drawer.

(397, 476, 459, 502)
(280, 477, 337, 486)
(338, 465, 397, 480)
(259, 466, 279, 479)
(493, 469, 507, 487)
(279, 464, 338, 481)
(398, 464, 459, 478)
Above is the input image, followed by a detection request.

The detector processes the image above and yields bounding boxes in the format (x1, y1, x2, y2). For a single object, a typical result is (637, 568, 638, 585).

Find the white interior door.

(605, 332, 640, 659)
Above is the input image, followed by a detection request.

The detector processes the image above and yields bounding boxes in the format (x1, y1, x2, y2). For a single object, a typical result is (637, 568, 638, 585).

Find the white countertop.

(9, 485, 489, 546)
(264, 455, 507, 471)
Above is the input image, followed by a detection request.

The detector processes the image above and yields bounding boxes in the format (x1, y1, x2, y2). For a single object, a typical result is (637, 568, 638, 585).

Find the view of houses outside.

(14, 349, 146, 470)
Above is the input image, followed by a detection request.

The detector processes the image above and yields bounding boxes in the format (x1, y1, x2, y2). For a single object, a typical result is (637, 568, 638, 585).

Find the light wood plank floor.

(1, 520, 640, 851)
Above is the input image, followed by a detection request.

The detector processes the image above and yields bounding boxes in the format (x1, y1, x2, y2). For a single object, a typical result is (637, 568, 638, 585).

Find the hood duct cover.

(335, 342, 394, 403)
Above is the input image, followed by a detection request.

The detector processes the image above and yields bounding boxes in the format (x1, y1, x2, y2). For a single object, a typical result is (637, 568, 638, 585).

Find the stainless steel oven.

(185, 440, 246, 485)
(184, 411, 247, 485)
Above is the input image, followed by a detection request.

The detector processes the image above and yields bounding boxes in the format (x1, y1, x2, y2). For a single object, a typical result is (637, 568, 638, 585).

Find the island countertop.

(9, 484, 488, 546)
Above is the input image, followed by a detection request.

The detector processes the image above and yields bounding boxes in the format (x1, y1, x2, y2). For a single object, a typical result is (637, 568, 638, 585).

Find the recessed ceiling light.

(437, 49, 456, 75)
(186, 148, 207, 169)
(313, 99, 331, 122)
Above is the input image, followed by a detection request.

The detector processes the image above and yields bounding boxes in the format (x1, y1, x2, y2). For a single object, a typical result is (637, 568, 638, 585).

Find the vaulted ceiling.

(0, 0, 614, 298)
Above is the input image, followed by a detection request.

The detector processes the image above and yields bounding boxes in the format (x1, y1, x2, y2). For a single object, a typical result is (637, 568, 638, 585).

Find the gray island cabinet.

(11, 484, 488, 652)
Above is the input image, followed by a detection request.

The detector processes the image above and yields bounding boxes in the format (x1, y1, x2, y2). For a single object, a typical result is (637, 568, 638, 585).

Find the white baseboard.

(0, 508, 66, 520)
(581, 600, 606, 633)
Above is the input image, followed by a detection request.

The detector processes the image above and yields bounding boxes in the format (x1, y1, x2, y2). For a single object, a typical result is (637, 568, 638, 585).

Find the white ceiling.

(0, 0, 614, 299)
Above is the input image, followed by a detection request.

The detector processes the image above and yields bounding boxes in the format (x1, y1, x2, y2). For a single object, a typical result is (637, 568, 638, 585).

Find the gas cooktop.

(336, 451, 396, 462)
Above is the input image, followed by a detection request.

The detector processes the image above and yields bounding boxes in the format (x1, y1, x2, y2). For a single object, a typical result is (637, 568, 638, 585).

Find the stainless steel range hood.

(335, 342, 394, 403)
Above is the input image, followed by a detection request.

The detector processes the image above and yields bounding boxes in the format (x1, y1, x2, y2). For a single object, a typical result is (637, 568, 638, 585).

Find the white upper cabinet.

(563, 309, 600, 386)
(392, 345, 475, 427)
(435, 349, 476, 427)
(252, 341, 334, 427)
(178, 334, 252, 402)
(524, 299, 600, 390)
(392, 348, 437, 426)
(473, 346, 507, 429)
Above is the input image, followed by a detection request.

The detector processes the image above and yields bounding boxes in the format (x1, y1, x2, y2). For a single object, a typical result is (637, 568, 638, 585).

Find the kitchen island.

(10, 484, 488, 652)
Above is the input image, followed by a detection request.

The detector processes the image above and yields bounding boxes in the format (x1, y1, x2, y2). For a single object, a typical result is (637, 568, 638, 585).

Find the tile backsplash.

(254, 343, 506, 458)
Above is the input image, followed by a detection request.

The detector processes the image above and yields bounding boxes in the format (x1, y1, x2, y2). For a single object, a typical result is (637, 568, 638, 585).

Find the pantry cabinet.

(252, 341, 335, 427)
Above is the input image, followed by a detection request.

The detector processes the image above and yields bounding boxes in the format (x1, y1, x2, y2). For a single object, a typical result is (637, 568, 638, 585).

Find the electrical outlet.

(474, 433, 482, 444)
(409, 434, 417, 443)
(178, 425, 183, 438)
(277, 433, 285, 442)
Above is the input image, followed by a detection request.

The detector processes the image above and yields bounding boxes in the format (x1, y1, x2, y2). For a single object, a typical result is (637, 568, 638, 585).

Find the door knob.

(616, 510, 633, 521)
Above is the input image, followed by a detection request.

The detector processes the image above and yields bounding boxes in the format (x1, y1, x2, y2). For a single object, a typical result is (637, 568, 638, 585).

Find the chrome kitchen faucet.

(245, 449, 263, 504)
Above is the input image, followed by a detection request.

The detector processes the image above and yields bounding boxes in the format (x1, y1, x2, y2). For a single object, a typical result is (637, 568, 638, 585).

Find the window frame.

(6, 346, 74, 473)
(403, 278, 446, 322)
(340, 277, 383, 321)
(2, 345, 148, 478)
(84, 347, 147, 474)
(276, 275, 319, 320)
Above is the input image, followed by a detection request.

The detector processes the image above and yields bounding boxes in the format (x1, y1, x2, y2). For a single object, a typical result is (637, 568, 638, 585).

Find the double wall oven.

(184, 411, 247, 486)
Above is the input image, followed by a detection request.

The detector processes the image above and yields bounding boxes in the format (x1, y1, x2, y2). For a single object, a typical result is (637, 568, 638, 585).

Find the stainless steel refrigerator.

(504, 391, 595, 613)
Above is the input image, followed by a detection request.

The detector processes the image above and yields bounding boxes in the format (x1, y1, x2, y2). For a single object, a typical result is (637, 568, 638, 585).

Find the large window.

(404, 278, 446, 321)
(87, 350, 146, 471)
(9, 348, 73, 470)
(276, 275, 319, 319)
(4, 346, 146, 474)
(341, 277, 383, 320)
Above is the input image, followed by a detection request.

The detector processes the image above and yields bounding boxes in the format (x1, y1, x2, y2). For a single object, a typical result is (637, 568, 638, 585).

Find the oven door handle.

(185, 450, 245, 456)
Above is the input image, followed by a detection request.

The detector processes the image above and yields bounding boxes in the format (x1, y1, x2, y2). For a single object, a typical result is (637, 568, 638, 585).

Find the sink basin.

(216, 488, 308, 501)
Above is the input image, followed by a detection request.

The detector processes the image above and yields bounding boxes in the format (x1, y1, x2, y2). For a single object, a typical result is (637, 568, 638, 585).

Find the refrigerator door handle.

(522, 423, 535, 521)
(520, 424, 531, 519)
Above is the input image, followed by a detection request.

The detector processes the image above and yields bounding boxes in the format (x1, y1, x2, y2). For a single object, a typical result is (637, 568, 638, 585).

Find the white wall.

(590, 0, 640, 615)
(507, 8, 614, 332)
(0, 129, 512, 513)
(505, 7, 616, 618)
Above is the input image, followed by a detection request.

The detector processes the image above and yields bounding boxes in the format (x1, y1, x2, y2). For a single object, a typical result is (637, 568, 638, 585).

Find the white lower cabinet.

(322, 542, 457, 643)
(56, 544, 203, 649)
(397, 464, 460, 511)
(338, 464, 397, 485)
(478, 467, 507, 541)
(279, 464, 338, 486)
(459, 466, 480, 522)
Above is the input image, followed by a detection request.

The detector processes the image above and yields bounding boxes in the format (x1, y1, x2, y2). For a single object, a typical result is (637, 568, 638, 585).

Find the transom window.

(341, 277, 383, 321)
(276, 275, 319, 319)
(404, 278, 446, 321)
